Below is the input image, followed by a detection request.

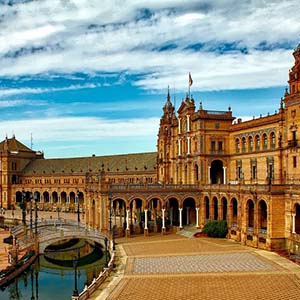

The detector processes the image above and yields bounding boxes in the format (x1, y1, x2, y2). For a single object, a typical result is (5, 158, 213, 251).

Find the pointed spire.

(163, 85, 173, 110)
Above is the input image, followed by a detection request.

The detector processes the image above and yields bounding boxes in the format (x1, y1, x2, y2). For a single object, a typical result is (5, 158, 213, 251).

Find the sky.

(0, 0, 299, 158)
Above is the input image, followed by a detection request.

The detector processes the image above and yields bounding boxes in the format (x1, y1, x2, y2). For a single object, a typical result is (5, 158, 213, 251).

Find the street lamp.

(21, 189, 26, 226)
(34, 193, 38, 236)
(29, 192, 33, 233)
(76, 190, 80, 224)
(104, 236, 108, 267)
(108, 191, 115, 250)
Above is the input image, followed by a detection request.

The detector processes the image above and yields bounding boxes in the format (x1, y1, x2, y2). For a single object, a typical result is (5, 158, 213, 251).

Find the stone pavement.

(91, 233, 300, 300)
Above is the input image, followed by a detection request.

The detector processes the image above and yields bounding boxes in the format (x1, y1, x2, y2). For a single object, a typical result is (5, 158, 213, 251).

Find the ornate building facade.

(1, 44, 300, 252)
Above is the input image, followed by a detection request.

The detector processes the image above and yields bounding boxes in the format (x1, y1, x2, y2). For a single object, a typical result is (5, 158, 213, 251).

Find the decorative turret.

(285, 43, 300, 106)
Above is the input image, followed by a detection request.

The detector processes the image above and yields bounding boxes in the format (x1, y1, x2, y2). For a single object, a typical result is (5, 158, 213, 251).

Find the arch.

(112, 198, 126, 231)
(61, 191, 67, 204)
(295, 203, 300, 234)
(147, 198, 163, 232)
(262, 133, 268, 150)
(270, 132, 276, 149)
(16, 191, 22, 203)
(52, 191, 58, 203)
(221, 197, 227, 221)
(255, 135, 260, 151)
(247, 200, 255, 228)
(241, 137, 246, 152)
(210, 160, 223, 184)
(235, 138, 240, 153)
(258, 200, 267, 230)
(213, 197, 218, 220)
(166, 198, 179, 226)
(204, 196, 210, 220)
(33, 191, 41, 202)
(183, 197, 196, 225)
(43, 191, 50, 202)
(248, 136, 253, 152)
(231, 198, 238, 225)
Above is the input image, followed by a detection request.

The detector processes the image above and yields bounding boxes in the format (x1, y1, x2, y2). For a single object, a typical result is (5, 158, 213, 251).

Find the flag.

(189, 72, 193, 86)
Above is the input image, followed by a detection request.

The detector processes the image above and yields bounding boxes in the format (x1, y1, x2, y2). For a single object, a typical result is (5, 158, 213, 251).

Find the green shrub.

(203, 220, 228, 238)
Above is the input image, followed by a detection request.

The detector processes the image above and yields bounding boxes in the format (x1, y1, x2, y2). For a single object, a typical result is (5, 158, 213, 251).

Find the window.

(263, 134, 268, 150)
(211, 141, 216, 151)
(218, 141, 223, 151)
(255, 135, 260, 151)
(293, 156, 297, 168)
(249, 136, 253, 152)
(270, 132, 276, 149)
(235, 138, 240, 153)
(242, 137, 246, 152)
(252, 166, 257, 180)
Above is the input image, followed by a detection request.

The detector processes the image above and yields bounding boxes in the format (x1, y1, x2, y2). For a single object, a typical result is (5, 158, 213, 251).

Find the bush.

(202, 220, 228, 238)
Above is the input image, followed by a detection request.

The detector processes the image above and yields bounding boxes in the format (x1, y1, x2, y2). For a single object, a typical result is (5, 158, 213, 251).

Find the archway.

(205, 196, 210, 221)
(231, 198, 238, 225)
(247, 200, 255, 229)
(15, 191, 22, 203)
(183, 198, 196, 225)
(166, 198, 179, 227)
(112, 198, 127, 234)
(258, 200, 267, 231)
(221, 197, 227, 221)
(129, 198, 143, 233)
(295, 203, 300, 234)
(213, 197, 218, 220)
(210, 160, 223, 184)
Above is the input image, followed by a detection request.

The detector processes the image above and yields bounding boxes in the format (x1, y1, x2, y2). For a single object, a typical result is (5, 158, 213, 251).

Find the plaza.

(94, 233, 300, 300)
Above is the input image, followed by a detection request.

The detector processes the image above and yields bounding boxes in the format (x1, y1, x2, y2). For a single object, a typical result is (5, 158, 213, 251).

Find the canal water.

(0, 239, 106, 300)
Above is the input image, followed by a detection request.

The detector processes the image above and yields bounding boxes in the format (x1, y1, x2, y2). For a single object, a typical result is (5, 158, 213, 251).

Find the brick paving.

(92, 233, 300, 300)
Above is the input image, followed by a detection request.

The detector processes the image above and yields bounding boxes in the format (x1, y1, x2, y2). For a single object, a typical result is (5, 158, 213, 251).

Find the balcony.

(288, 140, 299, 147)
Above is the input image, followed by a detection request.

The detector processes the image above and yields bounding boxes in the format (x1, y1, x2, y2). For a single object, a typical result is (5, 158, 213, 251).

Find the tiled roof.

(0, 136, 35, 153)
(22, 152, 157, 175)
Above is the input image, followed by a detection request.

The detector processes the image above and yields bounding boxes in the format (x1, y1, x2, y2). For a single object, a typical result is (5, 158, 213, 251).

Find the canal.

(0, 238, 106, 300)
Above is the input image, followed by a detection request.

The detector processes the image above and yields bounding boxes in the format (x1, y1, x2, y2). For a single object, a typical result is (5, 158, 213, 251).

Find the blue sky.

(0, 0, 299, 158)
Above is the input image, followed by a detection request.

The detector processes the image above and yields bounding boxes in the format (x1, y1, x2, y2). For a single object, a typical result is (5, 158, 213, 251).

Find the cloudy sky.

(0, 0, 299, 158)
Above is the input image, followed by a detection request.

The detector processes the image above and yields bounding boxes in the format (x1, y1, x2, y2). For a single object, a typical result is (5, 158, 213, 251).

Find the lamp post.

(21, 189, 26, 226)
(29, 192, 33, 234)
(108, 190, 115, 250)
(76, 190, 80, 224)
(34, 193, 38, 236)
(104, 236, 108, 267)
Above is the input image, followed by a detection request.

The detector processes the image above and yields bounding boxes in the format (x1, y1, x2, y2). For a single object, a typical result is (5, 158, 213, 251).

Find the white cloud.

(0, 116, 160, 142)
(0, 83, 101, 97)
(0, 0, 299, 91)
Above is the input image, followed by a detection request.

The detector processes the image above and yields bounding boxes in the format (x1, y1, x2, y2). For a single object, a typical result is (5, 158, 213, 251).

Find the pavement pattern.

(91, 233, 300, 300)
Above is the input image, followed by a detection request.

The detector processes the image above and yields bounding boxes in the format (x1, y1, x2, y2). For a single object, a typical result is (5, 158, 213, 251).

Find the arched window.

(242, 137, 246, 152)
(235, 138, 240, 153)
(248, 136, 253, 152)
(270, 132, 276, 149)
(259, 200, 267, 231)
(255, 135, 260, 151)
(247, 200, 254, 229)
(263, 133, 268, 150)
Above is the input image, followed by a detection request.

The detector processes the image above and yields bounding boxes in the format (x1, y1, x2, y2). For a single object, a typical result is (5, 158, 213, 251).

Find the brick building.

(1, 44, 300, 252)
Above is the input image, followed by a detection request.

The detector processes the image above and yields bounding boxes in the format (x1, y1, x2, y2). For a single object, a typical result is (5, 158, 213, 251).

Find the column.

(179, 208, 183, 229)
(196, 207, 199, 228)
(144, 209, 149, 236)
(162, 208, 166, 234)
(187, 137, 191, 154)
(208, 166, 211, 184)
(292, 213, 296, 234)
(178, 118, 181, 134)
(178, 139, 181, 156)
(126, 209, 130, 230)
(187, 115, 190, 132)
(186, 207, 190, 225)
(223, 166, 227, 184)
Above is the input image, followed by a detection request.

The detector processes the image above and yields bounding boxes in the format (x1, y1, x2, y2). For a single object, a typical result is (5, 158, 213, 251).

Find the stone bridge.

(11, 219, 109, 254)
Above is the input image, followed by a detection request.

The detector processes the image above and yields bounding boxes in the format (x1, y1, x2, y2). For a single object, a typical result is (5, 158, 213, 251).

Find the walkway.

(91, 233, 300, 300)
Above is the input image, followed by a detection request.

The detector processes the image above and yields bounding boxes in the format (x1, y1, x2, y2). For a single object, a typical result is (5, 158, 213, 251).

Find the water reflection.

(1, 240, 105, 300)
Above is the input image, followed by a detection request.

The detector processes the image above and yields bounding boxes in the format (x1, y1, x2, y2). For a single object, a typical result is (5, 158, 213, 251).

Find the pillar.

(196, 207, 199, 228)
(179, 208, 183, 229)
(223, 166, 227, 184)
(144, 209, 149, 236)
(208, 166, 211, 184)
(292, 213, 296, 234)
(126, 209, 130, 238)
(162, 208, 166, 235)
(187, 137, 191, 154)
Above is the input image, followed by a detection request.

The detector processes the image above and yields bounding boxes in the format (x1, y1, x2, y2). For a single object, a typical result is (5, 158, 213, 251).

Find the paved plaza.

(93, 233, 300, 300)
